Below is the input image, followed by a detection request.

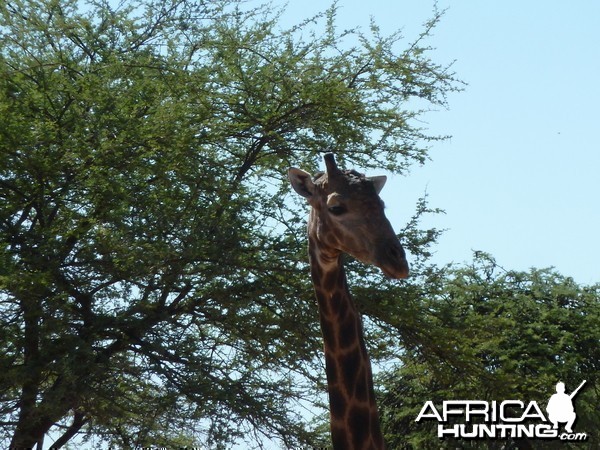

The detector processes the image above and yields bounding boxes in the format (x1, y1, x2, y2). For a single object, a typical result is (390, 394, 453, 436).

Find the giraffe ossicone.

(288, 153, 408, 450)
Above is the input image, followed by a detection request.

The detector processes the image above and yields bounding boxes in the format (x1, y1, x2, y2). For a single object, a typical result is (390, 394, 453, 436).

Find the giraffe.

(288, 153, 409, 450)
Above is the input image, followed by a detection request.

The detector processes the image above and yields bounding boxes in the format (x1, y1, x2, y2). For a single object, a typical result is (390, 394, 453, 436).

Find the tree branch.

(50, 410, 89, 449)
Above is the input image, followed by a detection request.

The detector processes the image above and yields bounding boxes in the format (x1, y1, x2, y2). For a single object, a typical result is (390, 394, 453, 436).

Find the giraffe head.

(288, 153, 409, 279)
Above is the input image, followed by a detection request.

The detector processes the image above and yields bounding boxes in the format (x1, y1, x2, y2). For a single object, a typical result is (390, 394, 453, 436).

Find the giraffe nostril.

(388, 243, 405, 260)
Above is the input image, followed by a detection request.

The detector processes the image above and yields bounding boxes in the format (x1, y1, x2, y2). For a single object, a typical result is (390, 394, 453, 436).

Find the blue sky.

(284, 1, 600, 284)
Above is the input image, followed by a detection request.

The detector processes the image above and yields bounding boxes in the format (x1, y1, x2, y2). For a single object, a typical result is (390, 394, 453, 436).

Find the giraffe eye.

(328, 205, 346, 216)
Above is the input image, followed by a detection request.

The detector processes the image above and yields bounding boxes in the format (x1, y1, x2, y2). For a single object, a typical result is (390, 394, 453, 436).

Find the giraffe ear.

(369, 175, 387, 194)
(288, 168, 315, 198)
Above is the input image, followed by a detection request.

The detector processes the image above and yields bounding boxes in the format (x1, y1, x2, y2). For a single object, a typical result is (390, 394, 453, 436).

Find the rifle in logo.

(570, 380, 587, 399)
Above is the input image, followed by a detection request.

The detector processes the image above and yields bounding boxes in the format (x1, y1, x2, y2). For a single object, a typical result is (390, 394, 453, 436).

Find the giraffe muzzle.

(377, 241, 409, 279)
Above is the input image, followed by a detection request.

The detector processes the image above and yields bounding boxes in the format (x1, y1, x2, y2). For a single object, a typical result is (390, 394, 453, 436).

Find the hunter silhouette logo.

(546, 380, 586, 433)
(415, 380, 588, 442)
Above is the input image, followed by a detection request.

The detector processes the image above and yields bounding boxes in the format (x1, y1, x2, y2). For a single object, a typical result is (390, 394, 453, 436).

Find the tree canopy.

(378, 254, 600, 449)
(0, 0, 459, 448)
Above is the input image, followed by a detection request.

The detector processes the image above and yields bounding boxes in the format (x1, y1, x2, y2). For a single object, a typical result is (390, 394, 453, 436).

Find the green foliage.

(378, 253, 600, 449)
(0, 0, 458, 447)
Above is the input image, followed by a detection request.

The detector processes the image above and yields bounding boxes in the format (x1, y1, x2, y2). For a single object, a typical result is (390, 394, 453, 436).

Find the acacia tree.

(377, 254, 600, 449)
(0, 0, 459, 447)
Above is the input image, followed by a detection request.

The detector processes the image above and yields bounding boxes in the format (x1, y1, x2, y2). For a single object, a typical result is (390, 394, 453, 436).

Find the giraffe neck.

(308, 236, 385, 450)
